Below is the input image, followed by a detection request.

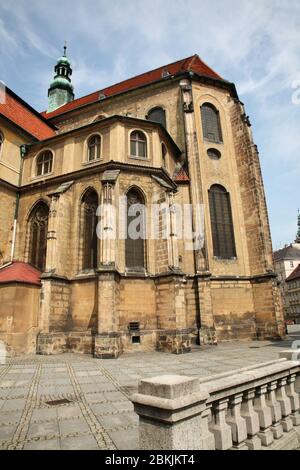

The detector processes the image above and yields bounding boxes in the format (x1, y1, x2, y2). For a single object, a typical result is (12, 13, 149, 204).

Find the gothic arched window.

(130, 131, 147, 158)
(36, 151, 53, 176)
(81, 190, 98, 270)
(208, 185, 236, 259)
(147, 107, 166, 128)
(28, 201, 49, 271)
(201, 103, 223, 143)
(126, 188, 146, 271)
(87, 135, 101, 161)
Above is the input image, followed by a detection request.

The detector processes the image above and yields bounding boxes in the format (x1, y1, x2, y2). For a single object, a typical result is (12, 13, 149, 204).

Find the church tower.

(47, 44, 74, 113)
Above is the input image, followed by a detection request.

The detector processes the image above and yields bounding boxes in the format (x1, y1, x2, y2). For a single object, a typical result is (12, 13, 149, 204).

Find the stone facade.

(274, 243, 300, 322)
(0, 56, 285, 356)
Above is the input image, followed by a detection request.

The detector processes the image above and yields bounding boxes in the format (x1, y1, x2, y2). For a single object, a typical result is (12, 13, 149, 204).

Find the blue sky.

(0, 0, 299, 249)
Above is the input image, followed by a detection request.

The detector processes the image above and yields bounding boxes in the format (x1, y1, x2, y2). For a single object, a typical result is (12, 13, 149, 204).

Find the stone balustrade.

(131, 354, 300, 450)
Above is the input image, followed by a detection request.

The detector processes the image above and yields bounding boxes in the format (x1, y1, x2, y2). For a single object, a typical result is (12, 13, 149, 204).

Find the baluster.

(266, 380, 283, 439)
(276, 377, 293, 432)
(253, 385, 274, 446)
(240, 389, 261, 449)
(226, 393, 248, 449)
(209, 398, 232, 450)
(200, 404, 215, 450)
(286, 374, 300, 426)
(295, 373, 300, 395)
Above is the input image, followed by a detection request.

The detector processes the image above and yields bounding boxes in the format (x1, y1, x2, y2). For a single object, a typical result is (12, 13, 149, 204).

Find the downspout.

(10, 144, 26, 261)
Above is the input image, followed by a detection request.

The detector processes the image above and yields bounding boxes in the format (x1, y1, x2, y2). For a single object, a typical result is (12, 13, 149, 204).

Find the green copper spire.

(47, 42, 74, 113)
(296, 209, 300, 243)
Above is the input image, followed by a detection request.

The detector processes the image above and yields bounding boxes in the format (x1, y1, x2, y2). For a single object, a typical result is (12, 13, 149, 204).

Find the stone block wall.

(0, 283, 40, 355)
(210, 279, 257, 341)
(118, 278, 156, 330)
(0, 184, 16, 265)
(252, 277, 284, 339)
(41, 277, 71, 332)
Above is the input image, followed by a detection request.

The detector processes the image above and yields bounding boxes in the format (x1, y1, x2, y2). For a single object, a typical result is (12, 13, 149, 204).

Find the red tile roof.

(174, 166, 189, 182)
(0, 89, 55, 140)
(286, 263, 300, 282)
(0, 261, 41, 286)
(42, 54, 223, 119)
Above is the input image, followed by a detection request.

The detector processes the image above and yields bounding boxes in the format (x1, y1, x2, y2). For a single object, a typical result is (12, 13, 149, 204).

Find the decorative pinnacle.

(63, 40, 67, 57)
(296, 209, 300, 242)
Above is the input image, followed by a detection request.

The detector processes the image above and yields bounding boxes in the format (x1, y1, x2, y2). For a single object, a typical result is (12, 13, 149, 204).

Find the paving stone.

(60, 434, 99, 450)
(0, 424, 17, 441)
(113, 400, 134, 412)
(90, 403, 118, 415)
(31, 408, 58, 423)
(27, 420, 60, 439)
(2, 399, 27, 411)
(98, 412, 137, 430)
(0, 335, 298, 450)
(59, 417, 90, 436)
(24, 439, 61, 450)
(103, 391, 127, 402)
(79, 384, 103, 393)
(109, 428, 139, 450)
(0, 410, 23, 425)
(84, 392, 106, 404)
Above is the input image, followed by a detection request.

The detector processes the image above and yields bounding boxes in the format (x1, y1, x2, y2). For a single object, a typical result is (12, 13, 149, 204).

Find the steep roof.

(42, 54, 224, 119)
(286, 263, 300, 282)
(174, 165, 189, 183)
(0, 87, 56, 141)
(0, 261, 41, 286)
(273, 244, 300, 262)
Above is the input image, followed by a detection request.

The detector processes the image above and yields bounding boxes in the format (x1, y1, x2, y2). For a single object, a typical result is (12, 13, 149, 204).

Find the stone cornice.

(19, 160, 178, 194)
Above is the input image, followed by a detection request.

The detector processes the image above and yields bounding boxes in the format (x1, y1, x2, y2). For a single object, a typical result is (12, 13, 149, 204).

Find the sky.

(0, 0, 299, 249)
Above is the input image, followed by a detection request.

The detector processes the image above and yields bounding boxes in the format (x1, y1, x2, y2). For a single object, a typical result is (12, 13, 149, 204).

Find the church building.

(0, 49, 284, 357)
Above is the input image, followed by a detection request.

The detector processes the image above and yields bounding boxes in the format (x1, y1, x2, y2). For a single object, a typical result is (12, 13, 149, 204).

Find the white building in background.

(286, 264, 300, 323)
(274, 214, 300, 321)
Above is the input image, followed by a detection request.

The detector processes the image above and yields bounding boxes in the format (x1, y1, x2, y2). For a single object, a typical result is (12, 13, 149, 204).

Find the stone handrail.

(131, 352, 300, 450)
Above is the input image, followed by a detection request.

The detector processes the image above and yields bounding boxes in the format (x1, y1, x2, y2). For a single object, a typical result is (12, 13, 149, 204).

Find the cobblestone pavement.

(0, 332, 299, 450)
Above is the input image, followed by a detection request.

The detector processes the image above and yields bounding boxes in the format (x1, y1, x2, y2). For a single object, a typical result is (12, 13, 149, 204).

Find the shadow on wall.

(0, 340, 7, 364)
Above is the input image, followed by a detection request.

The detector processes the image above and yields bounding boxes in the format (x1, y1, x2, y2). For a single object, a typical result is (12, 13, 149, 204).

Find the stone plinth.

(37, 332, 67, 355)
(156, 329, 191, 354)
(94, 332, 121, 359)
(131, 375, 208, 450)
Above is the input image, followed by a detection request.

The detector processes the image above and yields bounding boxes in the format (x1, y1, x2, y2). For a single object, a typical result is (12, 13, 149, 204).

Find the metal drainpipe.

(10, 144, 26, 261)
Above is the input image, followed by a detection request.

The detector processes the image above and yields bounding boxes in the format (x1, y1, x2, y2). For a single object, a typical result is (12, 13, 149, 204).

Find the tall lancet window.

(125, 188, 146, 271)
(201, 103, 223, 143)
(82, 190, 98, 270)
(28, 201, 49, 271)
(208, 184, 236, 259)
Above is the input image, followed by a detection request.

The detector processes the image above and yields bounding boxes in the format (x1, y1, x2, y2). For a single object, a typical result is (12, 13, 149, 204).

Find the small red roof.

(286, 264, 300, 281)
(174, 165, 189, 183)
(0, 89, 55, 140)
(0, 261, 41, 286)
(286, 264, 300, 282)
(42, 54, 223, 119)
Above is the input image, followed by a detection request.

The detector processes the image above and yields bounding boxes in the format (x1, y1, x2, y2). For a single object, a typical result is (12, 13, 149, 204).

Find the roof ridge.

(42, 55, 196, 115)
(286, 263, 300, 281)
(43, 53, 225, 118)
